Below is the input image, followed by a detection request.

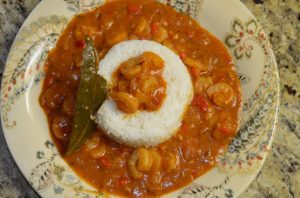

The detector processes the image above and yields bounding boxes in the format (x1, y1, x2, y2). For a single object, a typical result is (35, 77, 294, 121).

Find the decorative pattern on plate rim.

(0, 0, 280, 198)
(234, 65, 251, 85)
(29, 140, 102, 197)
(179, 177, 234, 198)
(163, 0, 204, 20)
(225, 18, 260, 60)
(215, 18, 279, 174)
(63, 0, 204, 20)
(0, 16, 68, 128)
(64, 0, 104, 13)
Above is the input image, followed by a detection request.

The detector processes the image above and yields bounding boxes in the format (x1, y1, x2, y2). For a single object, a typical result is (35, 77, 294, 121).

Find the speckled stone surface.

(0, 0, 299, 198)
(239, 1, 300, 198)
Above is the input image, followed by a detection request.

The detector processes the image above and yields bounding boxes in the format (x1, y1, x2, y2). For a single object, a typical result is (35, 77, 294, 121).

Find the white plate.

(1, 0, 280, 197)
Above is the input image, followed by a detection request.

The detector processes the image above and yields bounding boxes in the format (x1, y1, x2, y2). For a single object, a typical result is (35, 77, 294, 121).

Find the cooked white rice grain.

(96, 40, 193, 147)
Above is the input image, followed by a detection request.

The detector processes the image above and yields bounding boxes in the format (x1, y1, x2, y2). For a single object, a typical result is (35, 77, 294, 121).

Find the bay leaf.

(66, 36, 107, 155)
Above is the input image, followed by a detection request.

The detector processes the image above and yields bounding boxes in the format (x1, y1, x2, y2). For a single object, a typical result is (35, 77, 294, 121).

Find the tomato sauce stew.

(39, 0, 242, 197)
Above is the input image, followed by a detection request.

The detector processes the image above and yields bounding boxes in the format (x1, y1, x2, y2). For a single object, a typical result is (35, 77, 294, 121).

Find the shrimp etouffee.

(39, 0, 242, 197)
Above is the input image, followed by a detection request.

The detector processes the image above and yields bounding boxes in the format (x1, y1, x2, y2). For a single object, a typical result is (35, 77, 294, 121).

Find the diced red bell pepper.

(118, 177, 128, 186)
(181, 123, 188, 133)
(192, 95, 209, 112)
(219, 126, 234, 137)
(99, 156, 112, 168)
(151, 22, 159, 34)
(127, 5, 141, 14)
(179, 51, 187, 60)
(190, 67, 201, 78)
(75, 40, 85, 49)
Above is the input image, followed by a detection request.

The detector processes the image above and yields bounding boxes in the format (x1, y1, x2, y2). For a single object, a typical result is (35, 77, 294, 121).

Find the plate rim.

(0, 0, 280, 197)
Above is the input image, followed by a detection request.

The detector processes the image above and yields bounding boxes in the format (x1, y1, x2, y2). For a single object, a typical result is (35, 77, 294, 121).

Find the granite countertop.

(0, 0, 299, 197)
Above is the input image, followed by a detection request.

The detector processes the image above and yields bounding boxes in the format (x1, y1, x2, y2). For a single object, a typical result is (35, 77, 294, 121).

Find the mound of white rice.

(95, 40, 193, 147)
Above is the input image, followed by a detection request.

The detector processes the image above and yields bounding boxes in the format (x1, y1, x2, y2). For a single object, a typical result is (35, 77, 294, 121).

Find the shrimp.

(149, 150, 162, 173)
(111, 92, 139, 113)
(206, 83, 234, 107)
(164, 152, 179, 173)
(128, 148, 152, 179)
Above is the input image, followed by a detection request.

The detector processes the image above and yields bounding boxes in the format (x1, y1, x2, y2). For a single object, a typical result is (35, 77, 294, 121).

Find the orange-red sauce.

(39, 0, 242, 197)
